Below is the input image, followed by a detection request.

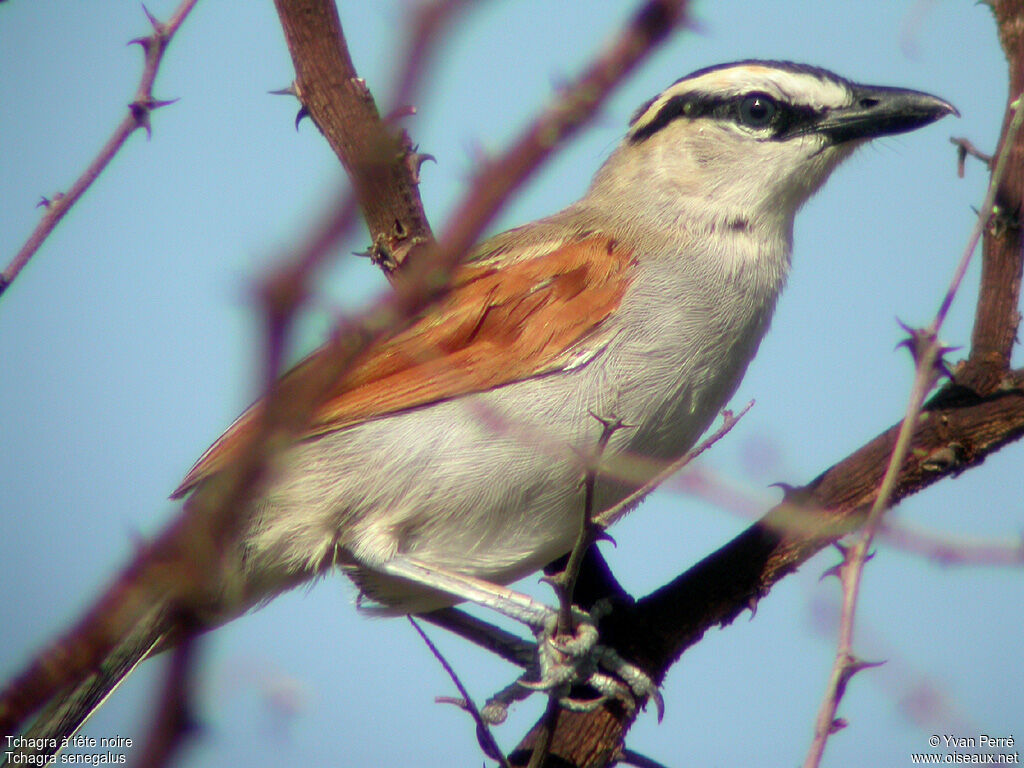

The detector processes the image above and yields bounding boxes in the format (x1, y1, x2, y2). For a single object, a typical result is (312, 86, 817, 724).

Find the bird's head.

(589, 60, 956, 235)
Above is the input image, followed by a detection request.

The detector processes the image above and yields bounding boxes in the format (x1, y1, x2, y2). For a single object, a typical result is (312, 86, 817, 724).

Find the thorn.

(268, 83, 299, 97)
(746, 595, 759, 619)
(295, 106, 310, 130)
(820, 542, 850, 581)
(141, 3, 162, 33)
(539, 573, 564, 590)
(36, 192, 63, 209)
(434, 696, 469, 711)
(819, 562, 843, 582)
(895, 320, 958, 386)
(829, 717, 848, 734)
(769, 481, 797, 497)
(406, 147, 436, 184)
(127, 35, 152, 52)
(385, 104, 418, 122)
(592, 528, 617, 548)
(129, 97, 178, 139)
(847, 655, 886, 675)
(838, 654, 886, 687)
(650, 687, 665, 723)
(587, 410, 634, 438)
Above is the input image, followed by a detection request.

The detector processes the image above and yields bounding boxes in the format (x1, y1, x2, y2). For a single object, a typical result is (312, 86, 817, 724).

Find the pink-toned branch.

(803, 85, 1024, 768)
(0, 0, 199, 300)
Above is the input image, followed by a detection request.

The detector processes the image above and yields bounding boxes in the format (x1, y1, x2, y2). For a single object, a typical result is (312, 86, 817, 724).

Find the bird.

(4, 60, 955, 760)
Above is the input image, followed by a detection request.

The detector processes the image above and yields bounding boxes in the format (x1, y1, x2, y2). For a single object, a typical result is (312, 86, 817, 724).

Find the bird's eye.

(738, 93, 777, 128)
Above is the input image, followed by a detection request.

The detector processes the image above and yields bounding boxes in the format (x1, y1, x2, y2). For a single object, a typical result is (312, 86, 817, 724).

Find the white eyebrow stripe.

(630, 64, 855, 138)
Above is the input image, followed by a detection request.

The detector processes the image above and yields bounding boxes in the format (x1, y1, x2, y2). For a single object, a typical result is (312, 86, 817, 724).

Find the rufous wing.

(171, 235, 635, 498)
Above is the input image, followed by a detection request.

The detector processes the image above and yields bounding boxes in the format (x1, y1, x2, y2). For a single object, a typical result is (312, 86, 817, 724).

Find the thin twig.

(553, 415, 624, 635)
(802, 93, 1024, 768)
(422, 607, 536, 668)
(408, 617, 510, 768)
(0, 0, 199, 300)
(594, 402, 754, 529)
(880, 521, 1024, 567)
(950, 136, 994, 178)
(388, 0, 477, 121)
(136, 624, 198, 768)
(664, 463, 1024, 568)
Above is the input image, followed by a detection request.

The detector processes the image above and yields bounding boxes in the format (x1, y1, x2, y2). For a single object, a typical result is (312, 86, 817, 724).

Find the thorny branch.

(409, 618, 510, 768)
(0, 0, 199, 300)
(802, 90, 1024, 768)
(273, 0, 434, 272)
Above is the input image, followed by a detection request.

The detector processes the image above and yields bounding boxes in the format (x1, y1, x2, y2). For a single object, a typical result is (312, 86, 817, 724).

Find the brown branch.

(515, 379, 1024, 768)
(0, 1, 199, 300)
(639, 385, 1024, 651)
(963, 0, 1024, 392)
(273, 0, 435, 272)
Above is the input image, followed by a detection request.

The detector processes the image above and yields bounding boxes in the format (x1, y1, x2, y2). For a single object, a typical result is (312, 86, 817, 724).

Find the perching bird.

(4, 60, 955, 760)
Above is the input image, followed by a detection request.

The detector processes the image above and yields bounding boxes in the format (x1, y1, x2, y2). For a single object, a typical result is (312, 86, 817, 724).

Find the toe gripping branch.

(380, 555, 663, 724)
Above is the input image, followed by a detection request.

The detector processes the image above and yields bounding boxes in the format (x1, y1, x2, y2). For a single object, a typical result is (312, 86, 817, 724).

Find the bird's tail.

(2, 601, 169, 766)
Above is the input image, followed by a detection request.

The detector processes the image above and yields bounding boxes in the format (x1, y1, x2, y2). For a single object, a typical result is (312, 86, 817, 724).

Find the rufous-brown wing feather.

(172, 235, 634, 498)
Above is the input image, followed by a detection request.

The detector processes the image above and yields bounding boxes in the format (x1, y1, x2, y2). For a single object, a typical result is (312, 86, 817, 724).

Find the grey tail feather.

(1, 603, 168, 766)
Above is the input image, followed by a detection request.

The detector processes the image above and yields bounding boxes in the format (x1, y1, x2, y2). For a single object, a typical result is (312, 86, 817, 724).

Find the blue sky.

(1, 2, 1020, 766)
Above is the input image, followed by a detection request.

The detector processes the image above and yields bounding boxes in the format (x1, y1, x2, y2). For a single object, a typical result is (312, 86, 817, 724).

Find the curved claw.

(595, 646, 664, 722)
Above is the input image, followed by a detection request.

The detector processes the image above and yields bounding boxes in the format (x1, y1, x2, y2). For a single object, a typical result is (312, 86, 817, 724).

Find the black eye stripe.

(630, 91, 823, 143)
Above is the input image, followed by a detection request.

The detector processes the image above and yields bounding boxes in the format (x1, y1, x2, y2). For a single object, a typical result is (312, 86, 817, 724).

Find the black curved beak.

(818, 85, 959, 144)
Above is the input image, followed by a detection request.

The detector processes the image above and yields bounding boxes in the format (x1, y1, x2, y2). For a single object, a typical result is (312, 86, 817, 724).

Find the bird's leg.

(546, 411, 627, 634)
(375, 414, 663, 722)
(532, 414, 665, 720)
(377, 557, 555, 629)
